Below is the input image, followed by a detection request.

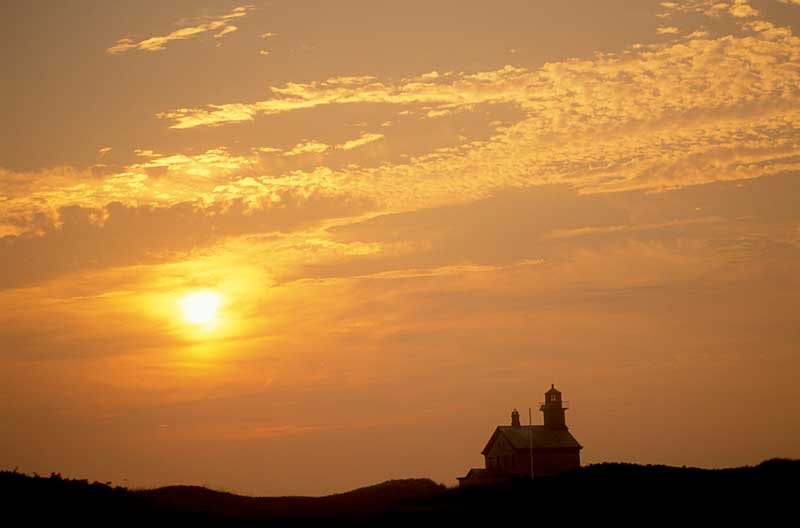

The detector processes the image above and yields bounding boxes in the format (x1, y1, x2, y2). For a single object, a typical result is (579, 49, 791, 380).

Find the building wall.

(484, 434, 517, 472)
(485, 433, 581, 477)
(531, 448, 581, 477)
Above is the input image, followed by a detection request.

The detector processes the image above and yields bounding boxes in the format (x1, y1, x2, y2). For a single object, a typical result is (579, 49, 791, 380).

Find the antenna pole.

(529, 407, 534, 479)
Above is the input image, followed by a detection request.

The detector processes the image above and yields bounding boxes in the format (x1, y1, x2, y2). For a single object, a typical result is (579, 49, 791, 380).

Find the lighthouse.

(458, 384, 583, 486)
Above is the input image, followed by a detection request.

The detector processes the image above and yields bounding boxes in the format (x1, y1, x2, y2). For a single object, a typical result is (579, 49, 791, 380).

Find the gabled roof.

(481, 425, 582, 454)
(458, 468, 510, 480)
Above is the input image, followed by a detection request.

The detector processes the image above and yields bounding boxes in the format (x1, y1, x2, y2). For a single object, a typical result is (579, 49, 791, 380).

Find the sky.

(2, 0, 800, 496)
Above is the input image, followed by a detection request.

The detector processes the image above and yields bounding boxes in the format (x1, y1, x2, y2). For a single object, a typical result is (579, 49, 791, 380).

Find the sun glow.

(181, 291, 222, 325)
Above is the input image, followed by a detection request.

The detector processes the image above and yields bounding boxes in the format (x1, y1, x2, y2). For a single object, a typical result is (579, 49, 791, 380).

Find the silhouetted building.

(458, 385, 582, 486)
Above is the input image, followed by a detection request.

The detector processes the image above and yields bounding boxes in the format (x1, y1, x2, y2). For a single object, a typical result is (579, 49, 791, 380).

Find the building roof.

(481, 425, 582, 454)
(457, 468, 511, 481)
(545, 384, 561, 395)
(459, 468, 504, 478)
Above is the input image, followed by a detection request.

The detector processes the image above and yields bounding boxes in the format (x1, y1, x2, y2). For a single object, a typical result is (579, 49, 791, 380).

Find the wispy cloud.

(336, 132, 384, 151)
(658, 0, 757, 18)
(156, 70, 521, 129)
(281, 133, 384, 156)
(106, 6, 252, 54)
(146, 22, 800, 203)
(6, 13, 800, 267)
(283, 140, 330, 157)
(213, 25, 238, 38)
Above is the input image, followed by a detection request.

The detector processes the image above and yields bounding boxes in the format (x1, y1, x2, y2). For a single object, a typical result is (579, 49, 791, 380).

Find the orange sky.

(2, 0, 800, 496)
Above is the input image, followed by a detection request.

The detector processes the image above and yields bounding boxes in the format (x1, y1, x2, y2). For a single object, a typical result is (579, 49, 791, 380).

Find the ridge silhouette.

(2, 459, 797, 525)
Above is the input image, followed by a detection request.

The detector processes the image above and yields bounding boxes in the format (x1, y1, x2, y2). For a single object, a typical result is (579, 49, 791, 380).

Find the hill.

(2, 459, 797, 525)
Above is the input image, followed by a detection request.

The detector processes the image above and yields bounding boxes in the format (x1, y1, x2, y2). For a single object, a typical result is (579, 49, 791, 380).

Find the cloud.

(156, 69, 526, 129)
(282, 172, 800, 285)
(252, 146, 281, 154)
(729, 0, 758, 17)
(213, 25, 238, 38)
(0, 192, 372, 289)
(336, 132, 384, 151)
(684, 30, 710, 38)
(657, 0, 757, 17)
(106, 6, 252, 54)
(657, 26, 680, 34)
(706, 2, 732, 17)
(8, 23, 800, 239)
(283, 141, 330, 156)
(6, 13, 800, 288)
(0, 146, 369, 239)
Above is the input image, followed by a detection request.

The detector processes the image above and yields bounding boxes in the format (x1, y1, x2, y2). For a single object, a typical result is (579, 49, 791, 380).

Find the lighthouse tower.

(540, 384, 568, 430)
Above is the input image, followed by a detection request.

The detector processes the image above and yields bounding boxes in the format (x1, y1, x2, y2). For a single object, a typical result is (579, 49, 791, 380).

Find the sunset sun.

(180, 291, 221, 325)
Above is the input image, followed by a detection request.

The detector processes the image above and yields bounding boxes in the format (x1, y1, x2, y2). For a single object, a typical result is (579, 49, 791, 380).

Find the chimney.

(511, 409, 521, 427)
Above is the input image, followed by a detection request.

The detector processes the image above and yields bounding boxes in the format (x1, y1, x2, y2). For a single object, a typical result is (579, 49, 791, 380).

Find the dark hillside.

(2, 459, 796, 525)
(138, 478, 445, 519)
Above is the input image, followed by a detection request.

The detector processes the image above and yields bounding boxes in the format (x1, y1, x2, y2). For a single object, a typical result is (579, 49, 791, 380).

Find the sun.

(180, 291, 222, 326)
